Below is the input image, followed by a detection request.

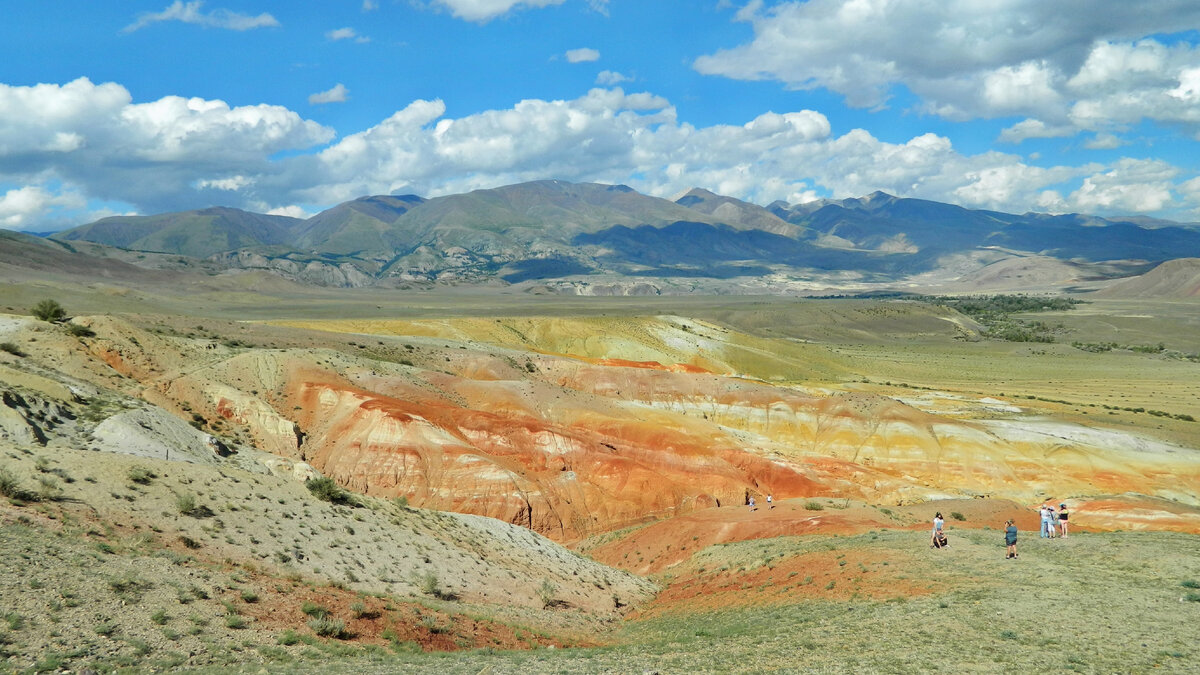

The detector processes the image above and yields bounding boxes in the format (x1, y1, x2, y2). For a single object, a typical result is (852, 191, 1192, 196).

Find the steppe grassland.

(199, 528, 1200, 674)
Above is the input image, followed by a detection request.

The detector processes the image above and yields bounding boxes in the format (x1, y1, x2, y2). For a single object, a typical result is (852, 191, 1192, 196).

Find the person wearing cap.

(1058, 502, 1070, 537)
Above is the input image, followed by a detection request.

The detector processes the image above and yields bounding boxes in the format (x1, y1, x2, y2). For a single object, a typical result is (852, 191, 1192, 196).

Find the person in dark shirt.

(1058, 503, 1069, 537)
(1004, 519, 1018, 559)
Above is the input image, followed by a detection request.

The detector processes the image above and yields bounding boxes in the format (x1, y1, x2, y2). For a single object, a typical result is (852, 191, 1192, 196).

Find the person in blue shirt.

(1005, 519, 1018, 559)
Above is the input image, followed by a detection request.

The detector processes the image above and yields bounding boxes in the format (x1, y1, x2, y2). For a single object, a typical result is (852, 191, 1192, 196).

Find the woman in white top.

(931, 512, 945, 547)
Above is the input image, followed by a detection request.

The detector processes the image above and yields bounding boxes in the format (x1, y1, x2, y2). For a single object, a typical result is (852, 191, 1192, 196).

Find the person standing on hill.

(931, 512, 945, 547)
(1004, 520, 1018, 559)
(766, 494, 774, 509)
(1057, 503, 1069, 537)
(748, 496, 756, 512)
(1047, 505, 1058, 538)
(1039, 504, 1051, 538)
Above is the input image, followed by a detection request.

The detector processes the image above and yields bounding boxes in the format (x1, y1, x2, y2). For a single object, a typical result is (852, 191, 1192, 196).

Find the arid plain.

(1, 266, 1199, 672)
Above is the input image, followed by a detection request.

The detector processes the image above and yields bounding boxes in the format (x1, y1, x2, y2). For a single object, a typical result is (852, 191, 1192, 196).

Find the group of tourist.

(929, 502, 1070, 559)
(1039, 502, 1069, 538)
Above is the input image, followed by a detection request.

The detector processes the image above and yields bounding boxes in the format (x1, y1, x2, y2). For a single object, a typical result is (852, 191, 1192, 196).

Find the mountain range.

(36, 180, 1200, 292)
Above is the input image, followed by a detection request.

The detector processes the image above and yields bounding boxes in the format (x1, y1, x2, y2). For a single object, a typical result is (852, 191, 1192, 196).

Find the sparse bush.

(64, 322, 95, 338)
(0, 468, 22, 499)
(31, 299, 66, 322)
(94, 618, 117, 636)
(225, 614, 248, 629)
(109, 574, 151, 603)
(127, 466, 156, 485)
(150, 608, 169, 625)
(301, 601, 329, 619)
(240, 589, 259, 603)
(804, 501, 824, 511)
(0, 342, 24, 357)
(308, 615, 348, 639)
(349, 601, 366, 619)
(1182, 580, 1200, 589)
(537, 579, 558, 609)
(174, 492, 212, 517)
(417, 571, 445, 599)
(278, 629, 301, 645)
(950, 512, 966, 521)
(307, 477, 351, 504)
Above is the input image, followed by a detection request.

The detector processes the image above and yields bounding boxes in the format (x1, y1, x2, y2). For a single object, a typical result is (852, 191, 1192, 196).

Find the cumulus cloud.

(124, 1, 279, 32)
(566, 47, 600, 63)
(0, 186, 85, 229)
(596, 70, 629, 86)
(0, 78, 333, 219)
(433, 0, 565, 22)
(695, 1, 1200, 141)
(5, 78, 1200, 229)
(362, 0, 378, 10)
(327, 27, 369, 43)
(309, 84, 350, 105)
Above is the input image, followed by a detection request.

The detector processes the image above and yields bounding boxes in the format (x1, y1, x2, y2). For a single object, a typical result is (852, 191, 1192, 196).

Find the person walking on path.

(1004, 520, 1018, 559)
(1057, 503, 1069, 537)
(748, 496, 756, 512)
(931, 512, 945, 547)
(766, 494, 774, 509)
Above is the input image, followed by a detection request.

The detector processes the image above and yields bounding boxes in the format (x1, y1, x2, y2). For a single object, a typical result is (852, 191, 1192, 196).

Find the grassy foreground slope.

(192, 527, 1200, 674)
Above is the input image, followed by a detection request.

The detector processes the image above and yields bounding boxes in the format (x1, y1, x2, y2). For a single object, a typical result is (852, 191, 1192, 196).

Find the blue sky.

(4, 0, 1200, 231)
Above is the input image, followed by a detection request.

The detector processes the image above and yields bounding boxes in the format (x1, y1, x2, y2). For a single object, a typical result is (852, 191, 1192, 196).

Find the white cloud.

(266, 205, 312, 219)
(0, 186, 85, 229)
(998, 119, 1075, 144)
(327, 27, 369, 43)
(1084, 133, 1125, 150)
(4, 78, 1200, 226)
(362, 0, 378, 10)
(566, 47, 600, 63)
(0, 78, 333, 216)
(124, 1, 279, 33)
(433, 0, 565, 22)
(309, 84, 349, 105)
(596, 70, 629, 86)
(1068, 159, 1177, 214)
(695, 1, 1200, 141)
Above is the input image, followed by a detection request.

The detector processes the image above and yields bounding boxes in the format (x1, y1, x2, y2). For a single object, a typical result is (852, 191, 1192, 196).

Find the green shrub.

(127, 466, 156, 485)
(804, 501, 824, 511)
(31, 299, 66, 322)
(150, 608, 169, 625)
(0, 342, 24, 357)
(301, 601, 329, 619)
(0, 468, 21, 499)
(240, 590, 259, 603)
(417, 571, 442, 598)
(537, 579, 558, 609)
(277, 629, 301, 645)
(64, 322, 95, 338)
(225, 615, 248, 629)
(307, 616, 348, 639)
(950, 512, 966, 521)
(306, 477, 350, 504)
